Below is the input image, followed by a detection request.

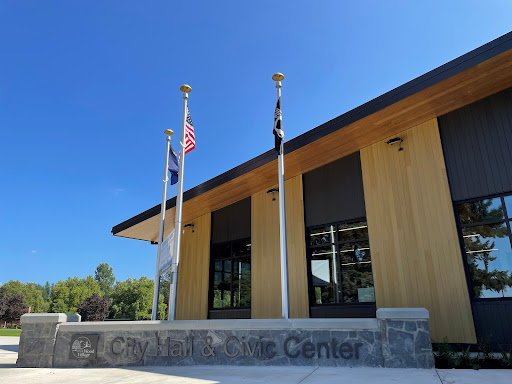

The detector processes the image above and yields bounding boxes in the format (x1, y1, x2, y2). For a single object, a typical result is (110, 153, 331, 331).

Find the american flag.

(184, 106, 195, 154)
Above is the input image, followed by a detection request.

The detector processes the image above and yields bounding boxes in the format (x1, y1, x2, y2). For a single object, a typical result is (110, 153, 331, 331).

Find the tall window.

(456, 194, 512, 299)
(308, 219, 375, 305)
(211, 238, 251, 309)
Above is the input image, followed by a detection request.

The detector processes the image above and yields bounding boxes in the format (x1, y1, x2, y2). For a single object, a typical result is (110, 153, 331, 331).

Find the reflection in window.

(309, 220, 375, 305)
(211, 238, 251, 309)
(457, 195, 512, 299)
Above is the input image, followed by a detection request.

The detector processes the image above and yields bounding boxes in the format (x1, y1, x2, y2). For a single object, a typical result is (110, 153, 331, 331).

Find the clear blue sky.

(1, 1, 511, 286)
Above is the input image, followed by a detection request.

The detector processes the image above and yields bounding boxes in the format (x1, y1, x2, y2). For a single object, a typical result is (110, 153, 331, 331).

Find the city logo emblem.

(69, 334, 99, 360)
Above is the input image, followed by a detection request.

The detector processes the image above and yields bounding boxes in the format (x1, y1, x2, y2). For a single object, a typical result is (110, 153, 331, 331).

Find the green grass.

(0, 329, 22, 336)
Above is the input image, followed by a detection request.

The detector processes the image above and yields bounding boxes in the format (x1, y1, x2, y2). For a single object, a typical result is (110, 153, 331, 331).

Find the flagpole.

(151, 129, 174, 321)
(273, 72, 289, 319)
(168, 84, 192, 321)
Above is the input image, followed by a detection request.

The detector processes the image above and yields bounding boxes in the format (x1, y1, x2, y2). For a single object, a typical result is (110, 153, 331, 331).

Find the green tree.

(110, 277, 166, 320)
(49, 276, 101, 313)
(94, 263, 116, 298)
(42, 281, 52, 302)
(2, 281, 48, 313)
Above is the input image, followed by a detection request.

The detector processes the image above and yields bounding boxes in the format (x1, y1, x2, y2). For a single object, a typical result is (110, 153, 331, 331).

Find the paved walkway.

(1, 336, 510, 383)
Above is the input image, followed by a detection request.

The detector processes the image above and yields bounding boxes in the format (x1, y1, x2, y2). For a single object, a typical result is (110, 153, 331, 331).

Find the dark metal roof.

(112, 31, 512, 236)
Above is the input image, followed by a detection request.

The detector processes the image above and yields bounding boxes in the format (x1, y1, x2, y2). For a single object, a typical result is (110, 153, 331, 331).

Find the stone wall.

(16, 313, 81, 368)
(17, 309, 434, 369)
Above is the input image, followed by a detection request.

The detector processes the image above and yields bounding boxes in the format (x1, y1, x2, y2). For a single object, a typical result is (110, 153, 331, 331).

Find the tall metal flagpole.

(151, 129, 174, 321)
(273, 73, 290, 319)
(168, 84, 192, 321)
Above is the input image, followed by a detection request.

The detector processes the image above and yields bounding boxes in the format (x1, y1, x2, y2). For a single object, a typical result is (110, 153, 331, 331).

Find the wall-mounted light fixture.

(184, 223, 195, 233)
(386, 137, 404, 152)
(267, 188, 279, 201)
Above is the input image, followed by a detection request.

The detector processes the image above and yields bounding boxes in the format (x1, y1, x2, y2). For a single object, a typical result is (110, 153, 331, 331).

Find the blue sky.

(1, 1, 512, 286)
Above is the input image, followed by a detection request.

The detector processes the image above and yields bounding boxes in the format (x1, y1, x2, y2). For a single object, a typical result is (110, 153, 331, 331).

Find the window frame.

(306, 217, 376, 308)
(208, 237, 251, 311)
(454, 192, 512, 302)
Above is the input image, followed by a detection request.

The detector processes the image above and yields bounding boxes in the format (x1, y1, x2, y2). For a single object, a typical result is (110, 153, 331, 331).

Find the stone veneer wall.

(17, 308, 434, 369)
(16, 313, 81, 368)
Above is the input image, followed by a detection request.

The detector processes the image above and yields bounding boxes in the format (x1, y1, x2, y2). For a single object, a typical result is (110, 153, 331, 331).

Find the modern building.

(112, 32, 512, 347)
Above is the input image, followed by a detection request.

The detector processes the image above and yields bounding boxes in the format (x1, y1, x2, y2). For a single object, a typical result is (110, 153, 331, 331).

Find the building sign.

(103, 331, 375, 366)
(158, 230, 175, 273)
(69, 334, 99, 360)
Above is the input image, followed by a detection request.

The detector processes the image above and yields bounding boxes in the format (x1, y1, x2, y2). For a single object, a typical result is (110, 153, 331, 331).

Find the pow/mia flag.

(273, 98, 284, 155)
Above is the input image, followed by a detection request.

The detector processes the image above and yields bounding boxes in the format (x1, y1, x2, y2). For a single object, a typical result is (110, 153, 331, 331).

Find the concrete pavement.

(1, 336, 511, 383)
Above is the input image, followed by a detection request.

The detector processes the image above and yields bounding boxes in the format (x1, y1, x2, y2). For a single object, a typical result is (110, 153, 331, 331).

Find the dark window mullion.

(501, 196, 512, 255)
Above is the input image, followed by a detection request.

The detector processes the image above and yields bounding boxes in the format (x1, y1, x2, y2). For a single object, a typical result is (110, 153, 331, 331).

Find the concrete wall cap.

(65, 313, 81, 322)
(58, 318, 380, 332)
(21, 313, 69, 323)
(376, 308, 429, 319)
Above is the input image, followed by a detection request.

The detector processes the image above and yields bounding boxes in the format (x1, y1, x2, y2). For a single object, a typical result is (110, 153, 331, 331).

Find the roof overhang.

(112, 31, 512, 242)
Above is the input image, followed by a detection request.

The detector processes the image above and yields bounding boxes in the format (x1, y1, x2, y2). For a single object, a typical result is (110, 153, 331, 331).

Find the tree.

(0, 294, 29, 325)
(0, 286, 6, 321)
(49, 276, 101, 313)
(110, 277, 166, 320)
(77, 293, 109, 321)
(42, 281, 52, 302)
(94, 263, 116, 298)
(2, 281, 48, 313)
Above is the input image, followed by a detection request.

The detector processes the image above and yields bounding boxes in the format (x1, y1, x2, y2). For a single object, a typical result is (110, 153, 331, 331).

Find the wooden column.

(360, 118, 476, 343)
(176, 213, 211, 320)
(251, 175, 309, 318)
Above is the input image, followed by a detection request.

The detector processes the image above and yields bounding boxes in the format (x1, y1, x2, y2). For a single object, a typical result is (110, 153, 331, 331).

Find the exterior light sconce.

(386, 137, 404, 152)
(267, 188, 279, 201)
(183, 223, 195, 233)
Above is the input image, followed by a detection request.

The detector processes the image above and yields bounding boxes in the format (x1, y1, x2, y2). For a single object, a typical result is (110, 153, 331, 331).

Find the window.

(456, 195, 512, 299)
(308, 220, 375, 305)
(210, 238, 251, 309)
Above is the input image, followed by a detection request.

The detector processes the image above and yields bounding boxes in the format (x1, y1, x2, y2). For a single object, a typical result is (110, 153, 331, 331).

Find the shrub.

(76, 293, 109, 321)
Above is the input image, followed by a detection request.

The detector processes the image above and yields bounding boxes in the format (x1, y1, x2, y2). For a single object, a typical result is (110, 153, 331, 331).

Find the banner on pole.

(158, 229, 175, 274)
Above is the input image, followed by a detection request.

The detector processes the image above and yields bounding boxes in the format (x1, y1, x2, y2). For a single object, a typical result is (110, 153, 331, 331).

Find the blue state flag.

(168, 144, 179, 185)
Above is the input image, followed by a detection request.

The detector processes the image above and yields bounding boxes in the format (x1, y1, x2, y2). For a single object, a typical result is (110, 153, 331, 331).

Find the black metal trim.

(453, 192, 512, 302)
(208, 237, 252, 313)
(305, 217, 376, 313)
(112, 31, 512, 236)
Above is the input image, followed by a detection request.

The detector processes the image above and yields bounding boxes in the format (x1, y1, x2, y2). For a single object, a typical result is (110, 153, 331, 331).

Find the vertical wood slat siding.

(251, 175, 309, 319)
(285, 176, 310, 318)
(360, 118, 476, 343)
(438, 87, 512, 201)
(176, 213, 211, 320)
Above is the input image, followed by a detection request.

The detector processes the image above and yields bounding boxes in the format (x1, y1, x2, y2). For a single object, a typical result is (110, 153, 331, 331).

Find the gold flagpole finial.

(272, 73, 284, 81)
(164, 129, 174, 135)
(180, 84, 192, 93)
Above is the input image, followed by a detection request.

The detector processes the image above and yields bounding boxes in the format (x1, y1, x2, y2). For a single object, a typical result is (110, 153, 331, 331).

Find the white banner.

(158, 229, 175, 274)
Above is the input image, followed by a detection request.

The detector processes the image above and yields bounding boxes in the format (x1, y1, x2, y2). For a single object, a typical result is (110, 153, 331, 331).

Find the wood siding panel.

(285, 175, 309, 318)
(251, 175, 309, 319)
(360, 118, 476, 343)
(176, 213, 211, 320)
(251, 186, 281, 319)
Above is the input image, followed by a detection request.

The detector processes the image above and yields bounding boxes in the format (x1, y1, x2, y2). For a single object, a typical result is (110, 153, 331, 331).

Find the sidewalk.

(1, 336, 510, 383)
